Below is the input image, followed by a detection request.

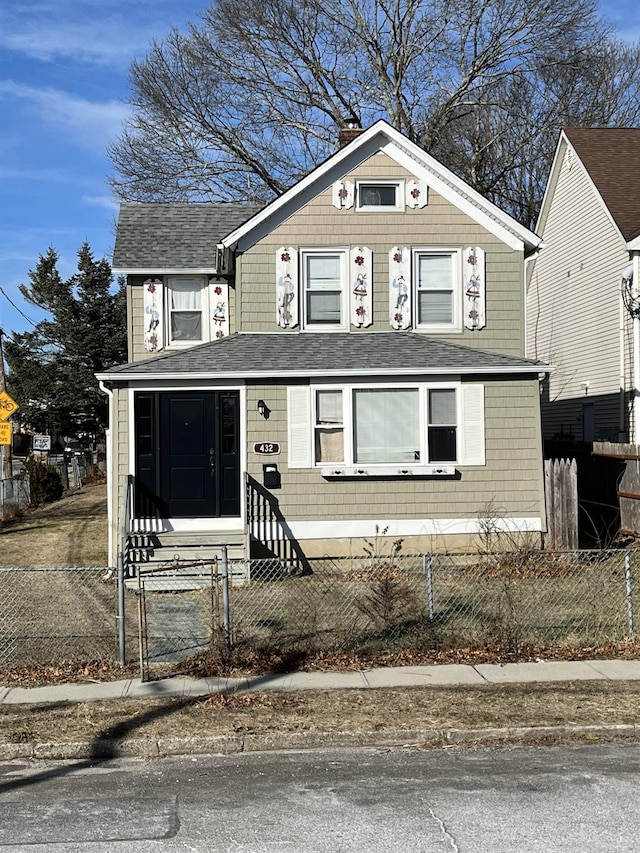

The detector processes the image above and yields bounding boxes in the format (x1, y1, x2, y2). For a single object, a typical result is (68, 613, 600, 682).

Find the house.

(526, 127, 640, 444)
(98, 119, 548, 573)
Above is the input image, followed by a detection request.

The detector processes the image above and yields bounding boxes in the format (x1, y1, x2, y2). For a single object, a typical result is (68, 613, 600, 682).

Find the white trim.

(258, 516, 544, 539)
(628, 237, 640, 251)
(301, 247, 349, 330)
(355, 179, 404, 212)
(126, 385, 247, 529)
(100, 363, 548, 383)
(165, 275, 209, 348)
(98, 380, 115, 567)
(311, 380, 463, 468)
(163, 517, 246, 533)
(413, 247, 462, 333)
(220, 120, 542, 252)
(113, 268, 215, 275)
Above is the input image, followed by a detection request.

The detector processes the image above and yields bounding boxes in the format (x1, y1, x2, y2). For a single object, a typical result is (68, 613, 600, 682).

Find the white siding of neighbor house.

(527, 139, 630, 440)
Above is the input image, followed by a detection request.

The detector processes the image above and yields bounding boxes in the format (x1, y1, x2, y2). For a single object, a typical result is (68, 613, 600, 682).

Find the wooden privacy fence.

(544, 458, 578, 549)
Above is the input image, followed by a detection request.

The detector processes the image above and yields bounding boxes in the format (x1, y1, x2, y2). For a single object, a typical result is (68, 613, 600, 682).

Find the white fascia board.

(112, 268, 215, 275)
(97, 364, 549, 383)
(380, 142, 527, 252)
(535, 132, 567, 235)
(220, 119, 542, 252)
(627, 237, 640, 251)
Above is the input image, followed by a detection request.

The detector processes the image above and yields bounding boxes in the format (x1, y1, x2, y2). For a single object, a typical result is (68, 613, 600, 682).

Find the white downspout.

(99, 380, 115, 567)
(620, 279, 627, 440)
(635, 255, 640, 444)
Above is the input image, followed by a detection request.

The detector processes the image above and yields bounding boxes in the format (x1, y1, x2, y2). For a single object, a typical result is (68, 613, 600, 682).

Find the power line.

(0, 286, 37, 328)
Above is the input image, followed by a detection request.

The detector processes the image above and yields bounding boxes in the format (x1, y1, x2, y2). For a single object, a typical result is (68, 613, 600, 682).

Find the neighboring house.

(98, 119, 547, 571)
(527, 127, 640, 444)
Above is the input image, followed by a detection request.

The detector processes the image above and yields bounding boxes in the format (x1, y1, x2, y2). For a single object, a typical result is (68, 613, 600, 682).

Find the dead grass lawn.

(0, 485, 108, 567)
(2, 682, 639, 745)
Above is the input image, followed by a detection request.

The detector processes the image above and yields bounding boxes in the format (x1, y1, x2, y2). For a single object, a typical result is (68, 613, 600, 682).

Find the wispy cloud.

(0, 81, 131, 151)
(0, 0, 202, 68)
(82, 195, 119, 212)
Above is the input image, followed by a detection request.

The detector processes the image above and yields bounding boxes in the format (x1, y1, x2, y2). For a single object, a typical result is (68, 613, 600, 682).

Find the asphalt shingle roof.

(564, 127, 640, 243)
(112, 203, 263, 270)
(101, 332, 546, 379)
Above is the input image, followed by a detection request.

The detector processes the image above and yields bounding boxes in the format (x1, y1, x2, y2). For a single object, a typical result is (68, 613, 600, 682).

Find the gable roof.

(563, 128, 640, 243)
(112, 202, 263, 273)
(98, 332, 548, 381)
(220, 120, 542, 254)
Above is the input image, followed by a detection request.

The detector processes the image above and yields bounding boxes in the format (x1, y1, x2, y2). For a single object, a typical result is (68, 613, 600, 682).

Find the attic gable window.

(356, 180, 404, 212)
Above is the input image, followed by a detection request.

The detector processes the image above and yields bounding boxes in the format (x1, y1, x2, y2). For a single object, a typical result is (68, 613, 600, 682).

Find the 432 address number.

(254, 442, 280, 455)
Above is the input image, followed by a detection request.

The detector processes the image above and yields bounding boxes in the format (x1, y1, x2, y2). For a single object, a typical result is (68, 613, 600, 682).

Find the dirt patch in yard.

(2, 681, 640, 745)
(0, 484, 108, 567)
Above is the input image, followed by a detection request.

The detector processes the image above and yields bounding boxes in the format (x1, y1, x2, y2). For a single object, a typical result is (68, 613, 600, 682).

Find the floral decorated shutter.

(460, 384, 485, 466)
(389, 246, 411, 329)
(350, 246, 372, 327)
(332, 180, 355, 209)
(463, 247, 486, 330)
(143, 278, 164, 352)
(209, 279, 229, 340)
(276, 247, 298, 328)
(405, 179, 429, 209)
(287, 385, 312, 468)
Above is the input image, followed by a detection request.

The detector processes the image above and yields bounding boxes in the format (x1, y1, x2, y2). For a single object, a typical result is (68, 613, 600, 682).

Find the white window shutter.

(463, 247, 486, 330)
(209, 279, 229, 340)
(331, 180, 354, 209)
(287, 385, 312, 468)
(405, 179, 428, 209)
(350, 246, 372, 327)
(143, 278, 164, 352)
(276, 247, 298, 328)
(460, 384, 485, 466)
(389, 246, 411, 329)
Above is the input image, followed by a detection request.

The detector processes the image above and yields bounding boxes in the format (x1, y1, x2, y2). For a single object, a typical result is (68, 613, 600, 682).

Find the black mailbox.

(263, 463, 281, 489)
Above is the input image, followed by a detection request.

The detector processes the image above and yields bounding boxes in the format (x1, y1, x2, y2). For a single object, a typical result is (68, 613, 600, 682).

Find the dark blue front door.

(135, 391, 240, 518)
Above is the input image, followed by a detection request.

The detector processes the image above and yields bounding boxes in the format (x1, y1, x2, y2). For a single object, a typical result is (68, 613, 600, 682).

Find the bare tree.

(109, 0, 640, 226)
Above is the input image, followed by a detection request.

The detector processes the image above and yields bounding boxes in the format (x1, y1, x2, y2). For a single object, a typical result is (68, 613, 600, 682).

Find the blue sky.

(0, 0, 639, 338)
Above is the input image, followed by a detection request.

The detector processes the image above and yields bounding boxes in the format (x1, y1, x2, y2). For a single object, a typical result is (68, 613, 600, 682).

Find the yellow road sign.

(0, 391, 18, 422)
(0, 422, 11, 445)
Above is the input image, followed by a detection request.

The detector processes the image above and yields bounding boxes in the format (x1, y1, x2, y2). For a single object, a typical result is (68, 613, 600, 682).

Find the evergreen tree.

(5, 244, 127, 441)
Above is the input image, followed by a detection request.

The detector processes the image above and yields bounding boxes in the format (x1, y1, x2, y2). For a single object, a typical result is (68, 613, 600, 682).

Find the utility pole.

(0, 328, 13, 481)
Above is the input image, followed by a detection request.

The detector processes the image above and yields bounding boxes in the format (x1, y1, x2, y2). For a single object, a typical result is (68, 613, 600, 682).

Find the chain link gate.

(136, 553, 231, 682)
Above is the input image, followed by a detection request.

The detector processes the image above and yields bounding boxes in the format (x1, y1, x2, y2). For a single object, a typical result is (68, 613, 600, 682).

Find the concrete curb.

(1, 724, 638, 761)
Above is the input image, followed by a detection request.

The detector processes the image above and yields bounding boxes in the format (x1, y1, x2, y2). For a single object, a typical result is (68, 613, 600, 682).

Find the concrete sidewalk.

(3, 659, 640, 705)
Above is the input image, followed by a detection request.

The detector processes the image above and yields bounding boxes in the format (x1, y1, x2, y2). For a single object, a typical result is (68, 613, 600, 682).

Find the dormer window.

(356, 180, 404, 212)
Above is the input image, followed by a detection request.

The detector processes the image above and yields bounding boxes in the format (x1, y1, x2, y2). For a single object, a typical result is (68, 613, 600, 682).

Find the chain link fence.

(1, 550, 638, 674)
(138, 549, 640, 673)
(0, 475, 30, 520)
(0, 567, 137, 668)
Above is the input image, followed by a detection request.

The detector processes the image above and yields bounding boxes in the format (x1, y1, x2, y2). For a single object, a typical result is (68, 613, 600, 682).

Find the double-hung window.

(167, 277, 205, 344)
(414, 249, 461, 331)
(302, 250, 347, 328)
(315, 389, 344, 463)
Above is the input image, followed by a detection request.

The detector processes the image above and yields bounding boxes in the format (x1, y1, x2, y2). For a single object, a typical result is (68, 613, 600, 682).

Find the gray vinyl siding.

(246, 375, 544, 523)
(238, 152, 525, 357)
(527, 140, 629, 439)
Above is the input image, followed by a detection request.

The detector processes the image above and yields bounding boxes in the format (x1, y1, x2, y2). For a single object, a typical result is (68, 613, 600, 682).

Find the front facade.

(527, 128, 640, 443)
(100, 121, 547, 569)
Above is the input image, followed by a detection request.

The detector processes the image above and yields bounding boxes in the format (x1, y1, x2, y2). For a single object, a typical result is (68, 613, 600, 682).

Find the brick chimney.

(338, 114, 363, 148)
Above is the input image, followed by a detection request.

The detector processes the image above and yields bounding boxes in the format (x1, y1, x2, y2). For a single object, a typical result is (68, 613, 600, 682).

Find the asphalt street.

(0, 743, 638, 851)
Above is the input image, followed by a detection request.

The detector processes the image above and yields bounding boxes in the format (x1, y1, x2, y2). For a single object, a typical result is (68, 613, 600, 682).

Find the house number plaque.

(254, 442, 280, 455)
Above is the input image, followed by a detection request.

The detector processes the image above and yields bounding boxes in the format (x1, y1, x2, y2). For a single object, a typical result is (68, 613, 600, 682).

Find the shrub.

(24, 456, 63, 506)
